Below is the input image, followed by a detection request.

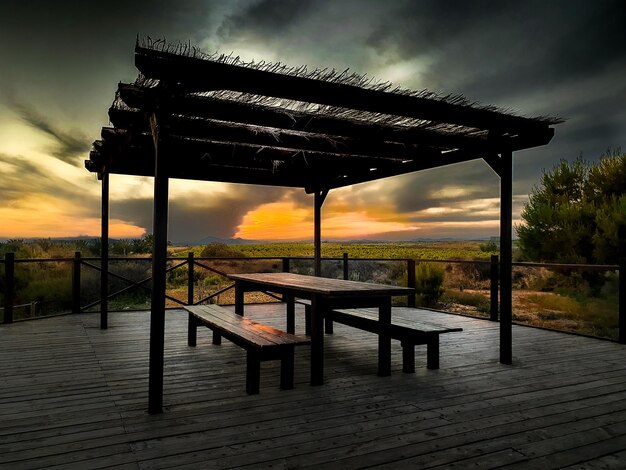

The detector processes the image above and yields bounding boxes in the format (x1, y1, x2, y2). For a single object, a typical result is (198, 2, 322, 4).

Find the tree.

(517, 151, 626, 265)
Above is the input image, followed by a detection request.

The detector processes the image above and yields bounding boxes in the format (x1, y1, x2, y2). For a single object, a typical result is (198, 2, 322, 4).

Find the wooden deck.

(1, 304, 625, 469)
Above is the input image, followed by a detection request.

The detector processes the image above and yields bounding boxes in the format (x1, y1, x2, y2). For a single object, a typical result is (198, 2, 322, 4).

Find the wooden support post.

(619, 225, 625, 344)
(343, 252, 349, 280)
(72, 251, 81, 314)
(100, 172, 109, 330)
(187, 252, 194, 305)
(407, 259, 416, 308)
(499, 151, 513, 364)
(378, 297, 392, 377)
(490, 255, 499, 321)
(148, 112, 169, 415)
(285, 293, 295, 334)
(3, 253, 14, 324)
(617, 257, 626, 343)
(313, 190, 328, 277)
(281, 258, 290, 302)
(310, 294, 325, 386)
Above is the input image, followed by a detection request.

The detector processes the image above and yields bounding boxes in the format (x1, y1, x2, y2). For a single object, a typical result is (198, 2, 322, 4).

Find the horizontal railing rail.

(1, 251, 623, 343)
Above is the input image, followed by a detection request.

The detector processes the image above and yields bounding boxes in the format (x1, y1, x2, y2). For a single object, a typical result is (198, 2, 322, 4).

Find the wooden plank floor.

(1, 304, 625, 469)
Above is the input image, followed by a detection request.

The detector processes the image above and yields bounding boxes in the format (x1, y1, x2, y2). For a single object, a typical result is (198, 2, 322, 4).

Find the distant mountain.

(194, 236, 261, 245)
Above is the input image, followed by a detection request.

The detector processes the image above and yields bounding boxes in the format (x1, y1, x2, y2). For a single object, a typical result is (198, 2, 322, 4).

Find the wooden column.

(3, 253, 14, 324)
(407, 259, 416, 308)
(100, 172, 109, 330)
(148, 112, 169, 414)
(313, 190, 328, 277)
(499, 151, 513, 364)
(187, 252, 194, 306)
(72, 251, 82, 314)
(490, 254, 499, 321)
(617, 225, 626, 344)
(617, 257, 626, 344)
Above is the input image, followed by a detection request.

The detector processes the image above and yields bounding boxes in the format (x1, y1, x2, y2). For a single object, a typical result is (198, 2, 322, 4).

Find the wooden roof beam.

(116, 83, 553, 154)
(99, 128, 431, 172)
(135, 45, 553, 136)
(87, 148, 316, 188)
(107, 109, 430, 161)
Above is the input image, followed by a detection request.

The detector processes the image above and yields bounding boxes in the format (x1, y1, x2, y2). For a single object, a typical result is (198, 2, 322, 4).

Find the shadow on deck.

(1, 304, 625, 469)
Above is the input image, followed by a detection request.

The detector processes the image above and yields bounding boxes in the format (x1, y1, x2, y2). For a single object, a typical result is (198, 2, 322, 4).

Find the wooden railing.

(1, 252, 624, 343)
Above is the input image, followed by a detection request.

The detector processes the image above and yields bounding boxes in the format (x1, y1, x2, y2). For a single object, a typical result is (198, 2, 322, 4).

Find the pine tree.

(516, 151, 626, 264)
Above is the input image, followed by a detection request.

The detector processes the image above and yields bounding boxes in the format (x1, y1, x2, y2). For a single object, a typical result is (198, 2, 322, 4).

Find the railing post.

(100, 171, 109, 330)
(617, 257, 626, 343)
(282, 257, 290, 273)
(343, 252, 349, 280)
(490, 255, 499, 321)
(407, 259, 416, 308)
(4, 252, 15, 324)
(72, 251, 81, 314)
(187, 252, 194, 306)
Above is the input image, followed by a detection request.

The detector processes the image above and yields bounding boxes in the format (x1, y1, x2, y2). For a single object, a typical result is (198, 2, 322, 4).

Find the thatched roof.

(86, 38, 559, 192)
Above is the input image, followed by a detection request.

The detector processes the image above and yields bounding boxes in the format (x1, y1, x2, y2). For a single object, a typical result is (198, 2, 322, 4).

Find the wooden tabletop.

(228, 272, 414, 297)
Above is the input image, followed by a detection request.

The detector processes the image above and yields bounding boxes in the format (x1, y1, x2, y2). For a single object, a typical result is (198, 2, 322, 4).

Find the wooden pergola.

(86, 39, 559, 414)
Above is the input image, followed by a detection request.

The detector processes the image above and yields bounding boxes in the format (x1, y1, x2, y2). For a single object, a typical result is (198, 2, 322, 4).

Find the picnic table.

(228, 272, 414, 385)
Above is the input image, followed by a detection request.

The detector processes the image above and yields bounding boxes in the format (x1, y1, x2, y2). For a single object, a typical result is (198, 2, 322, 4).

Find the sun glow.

(0, 194, 144, 238)
(234, 201, 418, 240)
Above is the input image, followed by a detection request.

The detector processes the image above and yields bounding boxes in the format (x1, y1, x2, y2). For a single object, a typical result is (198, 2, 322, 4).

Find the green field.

(175, 240, 497, 261)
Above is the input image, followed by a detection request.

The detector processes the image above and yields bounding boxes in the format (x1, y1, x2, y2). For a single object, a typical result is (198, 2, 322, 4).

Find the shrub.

(414, 262, 445, 307)
(479, 241, 498, 252)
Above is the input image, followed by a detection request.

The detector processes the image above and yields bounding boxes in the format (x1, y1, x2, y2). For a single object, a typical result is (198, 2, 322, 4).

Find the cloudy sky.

(0, 0, 624, 243)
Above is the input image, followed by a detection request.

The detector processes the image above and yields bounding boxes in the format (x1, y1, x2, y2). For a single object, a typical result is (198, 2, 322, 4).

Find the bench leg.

(280, 345, 295, 390)
(427, 335, 440, 370)
(401, 341, 415, 373)
(286, 293, 295, 334)
(187, 313, 197, 347)
(212, 330, 222, 345)
(246, 350, 261, 394)
(378, 301, 392, 377)
(325, 317, 334, 334)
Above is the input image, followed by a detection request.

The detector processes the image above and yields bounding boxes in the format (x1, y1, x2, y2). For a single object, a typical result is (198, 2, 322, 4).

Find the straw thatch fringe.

(137, 37, 562, 126)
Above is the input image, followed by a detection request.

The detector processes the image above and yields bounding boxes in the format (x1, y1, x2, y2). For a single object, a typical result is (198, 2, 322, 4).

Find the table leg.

(378, 297, 392, 377)
(235, 280, 244, 316)
(310, 294, 325, 385)
(285, 293, 295, 334)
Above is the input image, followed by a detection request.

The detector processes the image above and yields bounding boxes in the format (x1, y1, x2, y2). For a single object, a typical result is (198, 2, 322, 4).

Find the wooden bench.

(295, 300, 462, 372)
(185, 305, 310, 394)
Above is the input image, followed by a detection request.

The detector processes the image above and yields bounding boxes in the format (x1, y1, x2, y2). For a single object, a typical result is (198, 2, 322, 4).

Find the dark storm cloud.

(113, 185, 292, 243)
(218, 0, 315, 40)
(0, 152, 97, 204)
(366, 0, 626, 101)
(8, 100, 91, 165)
(391, 160, 499, 213)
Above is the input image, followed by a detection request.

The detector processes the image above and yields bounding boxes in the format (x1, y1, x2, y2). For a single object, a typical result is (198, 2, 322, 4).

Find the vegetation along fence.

(1, 252, 624, 342)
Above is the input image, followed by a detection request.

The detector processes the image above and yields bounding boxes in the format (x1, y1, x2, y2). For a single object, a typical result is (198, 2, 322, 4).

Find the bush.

(414, 262, 445, 307)
(479, 241, 498, 252)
